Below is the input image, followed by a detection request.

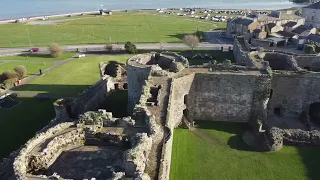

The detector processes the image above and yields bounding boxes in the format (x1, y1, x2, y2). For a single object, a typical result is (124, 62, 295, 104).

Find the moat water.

(0, 0, 306, 20)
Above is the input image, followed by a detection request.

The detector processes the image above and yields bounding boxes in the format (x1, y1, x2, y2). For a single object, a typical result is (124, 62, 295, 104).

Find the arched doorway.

(309, 102, 320, 125)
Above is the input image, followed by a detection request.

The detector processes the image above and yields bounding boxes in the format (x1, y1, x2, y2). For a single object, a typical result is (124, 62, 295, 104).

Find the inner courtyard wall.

(269, 72, 320, 118)
(188, 73, 261, 122)
(167, 73, 195, 128)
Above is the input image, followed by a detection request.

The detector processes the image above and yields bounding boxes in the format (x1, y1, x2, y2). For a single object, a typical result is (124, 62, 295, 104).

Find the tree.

(14, 65, 27, 80)
(49, 43, 63, 58)
(183, 35, 200, 52)
(124, 41, 137, 54)
(105, 44, 113, 52)
(2, 71, 17, 80)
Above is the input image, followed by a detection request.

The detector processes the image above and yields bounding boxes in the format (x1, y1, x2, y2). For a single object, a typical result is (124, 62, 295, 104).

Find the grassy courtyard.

(170, 121, 320, 180)
(0, 12, 224, 47)
(14, 55, 130, 96)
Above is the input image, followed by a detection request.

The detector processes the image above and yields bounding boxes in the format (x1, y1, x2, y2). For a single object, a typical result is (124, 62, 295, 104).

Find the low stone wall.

(262, 127, 320, 151)
(233, 37, 256, 67)
(13, 122, 75, 179)
(28, 128, 85, 173)
(262, 52, 301, 71)
(71, 76, 115, 117)
(124, 133, 153, 177)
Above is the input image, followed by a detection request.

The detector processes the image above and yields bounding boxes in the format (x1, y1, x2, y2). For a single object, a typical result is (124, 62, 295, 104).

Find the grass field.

(0, 62, 54, 75)
(0, 98, 55, 159)
(14, 55, 131, 96)
(170, 121, 320, 180)
(0, 52, 76, 61)
(0, 12, 224, 48)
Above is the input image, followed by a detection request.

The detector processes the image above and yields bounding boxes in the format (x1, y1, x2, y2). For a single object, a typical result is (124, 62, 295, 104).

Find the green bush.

(304, 44, 315, 54)
(124, 41, 137, 54)
(2, 71, 17, 80)
(3, 78, 17, 89)
(195, 31, 205, 42)
(14, 65, 27, 80)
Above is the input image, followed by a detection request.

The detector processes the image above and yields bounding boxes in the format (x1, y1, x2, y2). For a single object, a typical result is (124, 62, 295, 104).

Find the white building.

(302, 2, 320, 28)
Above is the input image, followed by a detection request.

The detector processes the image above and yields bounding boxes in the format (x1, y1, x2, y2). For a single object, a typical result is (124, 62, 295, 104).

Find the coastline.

(0, 5, 307, 24)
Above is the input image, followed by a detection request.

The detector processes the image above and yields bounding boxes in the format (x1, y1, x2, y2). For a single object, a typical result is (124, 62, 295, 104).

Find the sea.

(0, 0, 306, 20)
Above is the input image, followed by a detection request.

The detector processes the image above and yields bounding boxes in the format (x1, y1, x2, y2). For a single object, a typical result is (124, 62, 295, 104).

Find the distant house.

(291, 25, 317, 37)
(302, 1, 320, 28)
(273, 31, 298, 44)
(252, 29, 267, 39)
(99, 9, 112, 15)
(226, 11, 305, 38)
(307, 34, 320, 45)
(226, 18, 260, 38)
(266, 23, 284, 33)
(283, 21, 300, 32)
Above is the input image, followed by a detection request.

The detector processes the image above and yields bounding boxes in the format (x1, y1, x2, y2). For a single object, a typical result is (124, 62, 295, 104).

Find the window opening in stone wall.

(309, 102, 320, 125)
(304, 66, 311, 71)
(115, 83, 119, 90)
(123, 83, 128, 90)
(147, 85, 162, 106)
(183, 109, 189, 121)
(269, 89, 273, 99)
(184, 94, 188, 105)
(66, 105, 72, 118)
(274, 107, 281, 116)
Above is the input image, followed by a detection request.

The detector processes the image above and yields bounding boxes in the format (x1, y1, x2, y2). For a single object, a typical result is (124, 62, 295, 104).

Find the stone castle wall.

(269, 72, 320, 118)
(295, 56, 320, 71)
(167, 73, 195, 128)
(13, 122, 76, 179)
(71, 76, 115, 117)
(188, 72, 267, 122)
(127, 63, 152, 115)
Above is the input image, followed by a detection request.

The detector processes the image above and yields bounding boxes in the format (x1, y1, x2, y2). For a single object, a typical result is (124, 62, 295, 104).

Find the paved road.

(0, 41, 233, 56)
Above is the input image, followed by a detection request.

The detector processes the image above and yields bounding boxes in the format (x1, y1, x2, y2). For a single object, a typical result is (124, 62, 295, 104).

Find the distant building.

(291, 25, 317, 37)
(99, 9, 112, 15)
(283, 21, 300, 32)
(226, 11, 304, 38)
(302, 2, 320, 28)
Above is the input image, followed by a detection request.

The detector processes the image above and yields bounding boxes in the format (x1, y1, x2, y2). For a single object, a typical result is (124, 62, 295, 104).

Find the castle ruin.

(1, 46, 320, 179)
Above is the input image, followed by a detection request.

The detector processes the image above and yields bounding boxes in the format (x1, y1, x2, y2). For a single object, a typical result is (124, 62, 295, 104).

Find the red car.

(29, 48, 39, 53)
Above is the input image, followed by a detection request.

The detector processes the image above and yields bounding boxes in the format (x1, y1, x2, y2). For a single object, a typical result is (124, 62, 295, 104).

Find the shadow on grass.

(298, 147, 320, 180)
(99, 90, 128, 118)
(18, 53, 53, 59)
(0, 97, 55, 159)
(195, 120, 254, 151)
(11, 84, 91, 97)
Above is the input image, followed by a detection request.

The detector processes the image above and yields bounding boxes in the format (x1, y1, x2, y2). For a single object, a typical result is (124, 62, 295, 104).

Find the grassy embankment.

(0, 12, 225, 48)
(171, 121, 320, 180)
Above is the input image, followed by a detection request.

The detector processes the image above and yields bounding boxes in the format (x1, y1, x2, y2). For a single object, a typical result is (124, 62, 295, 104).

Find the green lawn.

(0, 62, 54, 75)
(0, 52, 76, 61)
(14, 55, 131, 96)
(0, 12, 224, 48)
(171, 121, 320, 180)
(0, 98, 55, 159)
